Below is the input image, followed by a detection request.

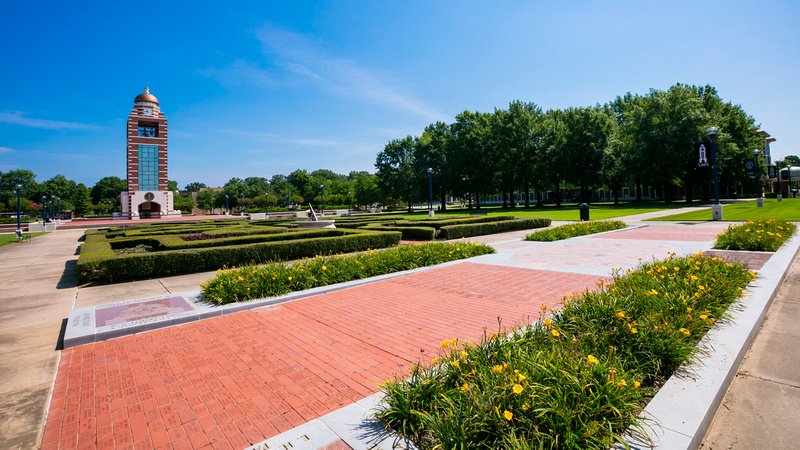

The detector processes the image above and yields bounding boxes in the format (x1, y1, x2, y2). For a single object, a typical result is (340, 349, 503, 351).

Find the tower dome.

(134, 87, 159, 105)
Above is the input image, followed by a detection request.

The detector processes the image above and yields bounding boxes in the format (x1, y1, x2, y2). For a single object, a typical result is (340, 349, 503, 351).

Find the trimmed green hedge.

(438, 218, 551, 240)
(361, 224, 437, 241)
(77, 228, 401, 283)
(400, 215, 515, 230)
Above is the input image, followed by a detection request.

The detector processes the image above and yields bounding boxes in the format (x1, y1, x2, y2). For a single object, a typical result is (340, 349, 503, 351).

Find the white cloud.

(204, 23, 448, 123)
(0, 112, 101, 130)
(0, 146, 12, 154)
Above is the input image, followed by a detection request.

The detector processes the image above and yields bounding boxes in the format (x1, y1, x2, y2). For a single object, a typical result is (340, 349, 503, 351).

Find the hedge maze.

(77, 215, 550, 283)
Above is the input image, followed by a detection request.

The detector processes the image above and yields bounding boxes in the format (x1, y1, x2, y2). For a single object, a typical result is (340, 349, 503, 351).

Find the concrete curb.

(623, 234, 800, 449)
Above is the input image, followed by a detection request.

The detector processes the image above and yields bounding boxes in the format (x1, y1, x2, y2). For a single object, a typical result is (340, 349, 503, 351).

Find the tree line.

(375, 84, 767, 211)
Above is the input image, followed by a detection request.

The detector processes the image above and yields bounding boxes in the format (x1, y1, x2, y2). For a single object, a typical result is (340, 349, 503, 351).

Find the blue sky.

(2, 1, 798, 188)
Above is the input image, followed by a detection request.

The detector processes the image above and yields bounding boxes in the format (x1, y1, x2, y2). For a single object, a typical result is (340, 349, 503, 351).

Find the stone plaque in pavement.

(95, 296, 194, 327)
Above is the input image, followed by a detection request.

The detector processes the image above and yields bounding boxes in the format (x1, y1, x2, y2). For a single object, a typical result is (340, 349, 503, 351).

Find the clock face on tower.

(143, 108, 153, 116)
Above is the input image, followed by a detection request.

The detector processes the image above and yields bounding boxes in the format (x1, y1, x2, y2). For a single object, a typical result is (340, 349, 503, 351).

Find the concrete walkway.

(0, 206, 797, 449)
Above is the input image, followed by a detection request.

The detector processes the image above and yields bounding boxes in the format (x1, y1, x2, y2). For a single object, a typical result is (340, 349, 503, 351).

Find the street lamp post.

(42, 196, 47, 223)
(50, 196, 55, 223)
(240, 193, 244, 215)
(15, 184, 22, 231)
(754, 149, 763, 207)
(57, 197, 61, 221)
(225, 195, 229, 215)
(707, 126, 723, 220)
(348, 191, 352, 216)
(319, 185, 324, 217)
(265, 193, 269, 218)
(427, 168, 434, 217)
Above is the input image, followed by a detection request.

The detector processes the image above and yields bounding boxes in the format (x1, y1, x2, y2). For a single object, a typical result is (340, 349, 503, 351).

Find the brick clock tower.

(119, 87, 180, 219)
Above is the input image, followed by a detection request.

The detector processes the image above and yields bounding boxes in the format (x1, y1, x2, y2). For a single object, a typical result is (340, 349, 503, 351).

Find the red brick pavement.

(589, 225, 727, 242)
(43, 263, 608, 449)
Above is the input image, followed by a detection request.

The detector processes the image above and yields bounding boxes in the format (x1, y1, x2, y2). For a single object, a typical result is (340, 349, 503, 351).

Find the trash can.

(579, 203, 590, 221)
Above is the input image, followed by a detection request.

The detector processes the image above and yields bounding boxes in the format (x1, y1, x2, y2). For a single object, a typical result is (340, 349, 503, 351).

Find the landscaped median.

(200, 241, 495, 304)
(525, 220, 626, 241)
(376, 253, 756, 449)
(77, 226, 402, 284)
(713, 219, 796, 252)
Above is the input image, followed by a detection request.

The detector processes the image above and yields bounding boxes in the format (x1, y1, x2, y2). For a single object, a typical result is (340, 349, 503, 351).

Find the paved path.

(1, 205, 797, 449)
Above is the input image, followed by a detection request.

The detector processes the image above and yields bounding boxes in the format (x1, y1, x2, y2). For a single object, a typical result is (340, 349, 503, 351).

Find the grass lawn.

(649, 198, 800, 221)
(0, 232, 48, 248)
(398, 201, 698, 221)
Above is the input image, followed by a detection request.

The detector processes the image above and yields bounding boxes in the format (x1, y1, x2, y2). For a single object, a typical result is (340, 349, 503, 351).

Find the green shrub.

(438, 218, 551, 240)
(361, 224, 436, 241)
(525, 220, 627, 241)
(714, 219, 796, 252)
(201, 241, 494, 304)
(401, 215, 514, 230)
(377, 254, 755, 448)
(77, 228, 401, 283)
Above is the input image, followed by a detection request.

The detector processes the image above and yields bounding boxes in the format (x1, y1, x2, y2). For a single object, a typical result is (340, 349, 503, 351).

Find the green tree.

(375, 136, 419, 211)
(196, 189, 215, 211)
(91, 176, 127, 203)
(451, 111, 495, 208)
(414, 122, 454, 211)
(287, 170, 313, 202)
(184, 182, 207, 192)
(173, 195, 194, 212)
(72, 184, 93, 217)
(168, 180, 179, 191)
(350, 171, 380, 207)
(0, 169, 39, 204)
(561, 106, 613, 203)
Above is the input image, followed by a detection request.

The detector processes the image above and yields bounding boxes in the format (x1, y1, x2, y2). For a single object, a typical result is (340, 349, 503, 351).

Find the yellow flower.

(503, 410, 513, 421)
(571, 337, 577, 344)
(238, 276, 244, 281)
(700, 315, 708, 321)
(540, 303, 547, 311)
(466, 370, 474, 377)
(514, 370, 527, 382)
(322, 265, 327, 271)
(431, 358, 439, 364)
(587, 355, 599, 364)
(633, 381, 641, 389)
(521, 403, 530, 411)
(492, 365, 504, 374)
(550, 329, 560, 337)
(512, 384, 523, 394)
(679, 328, 690, 336)
(616, 380, 627, 387)
(452, 360, 460, 369)
(687, 307, 693, 313)
(288, 276, 293, 281)
(616, 311, 625, 319)
(543, 318, 552, 328)
(674, 267, 680, 271)
(461, 351, 468, 359)
(630, 328, 637, 334)
(460, 383, 469, 392)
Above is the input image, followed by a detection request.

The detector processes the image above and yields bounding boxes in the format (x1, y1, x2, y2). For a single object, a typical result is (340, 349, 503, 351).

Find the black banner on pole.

(694, 141, 711, 169)
(744, 158, 756, 177)
(768, 165, 777, 179)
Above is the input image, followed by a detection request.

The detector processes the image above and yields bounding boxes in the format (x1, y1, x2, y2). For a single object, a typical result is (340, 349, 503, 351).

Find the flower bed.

(200, 241, 495, 305)
(524, 220, 626, 241)
(376, 253, 754, 449)
(713, 219, 796, 252)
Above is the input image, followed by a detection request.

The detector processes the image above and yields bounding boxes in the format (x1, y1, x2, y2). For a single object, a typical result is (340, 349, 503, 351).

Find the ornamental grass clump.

(200, 241, 494, 304)
(713, 219, 795, 252)
(377, 253, 755, 449)
(525, 220, 626, 241)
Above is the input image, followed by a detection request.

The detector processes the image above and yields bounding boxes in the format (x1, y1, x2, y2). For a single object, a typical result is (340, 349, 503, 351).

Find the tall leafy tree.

(561, 106, 613, 203)
(91, 176, 127, 203)
(451, 111, 495, 208)
(414, 122, 454, 211)
(184, 182, 207, 192)
(375, 136, 419, 211)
